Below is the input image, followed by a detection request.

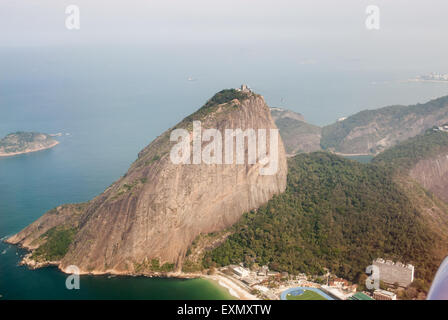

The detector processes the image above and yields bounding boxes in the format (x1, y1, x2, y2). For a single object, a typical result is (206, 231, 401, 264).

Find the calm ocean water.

(1, 46, 448, 299)
(0, 145, 233, 300)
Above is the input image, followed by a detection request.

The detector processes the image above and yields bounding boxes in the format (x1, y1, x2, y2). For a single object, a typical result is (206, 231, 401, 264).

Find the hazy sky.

(1, 1, 447, 68)
(2, 1, 448, 125)
(1, 1, 447, 45)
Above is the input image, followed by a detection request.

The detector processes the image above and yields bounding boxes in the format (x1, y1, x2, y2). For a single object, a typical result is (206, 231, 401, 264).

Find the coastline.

(205, 274, 259, 300)
(288, 152, 374, 158)
(8, 247, 257, 300)
(407, 79, 448, 84)
(0, 141, 60, 158)
(333, 152, 373, 157)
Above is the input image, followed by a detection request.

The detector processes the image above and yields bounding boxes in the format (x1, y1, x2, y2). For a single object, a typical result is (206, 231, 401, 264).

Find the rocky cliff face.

(371, 130, 448, 242)
(372, 129, 448, 204)
(410, 153, 448, 203)
(321, 95, 448, 155)
(7, 89, 287, 274)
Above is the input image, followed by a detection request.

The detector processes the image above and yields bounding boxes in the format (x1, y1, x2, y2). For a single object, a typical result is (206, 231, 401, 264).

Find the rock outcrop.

(410, 153, 448, 203)
(7, 89, 287, 274)
(372, 129, 448, 235)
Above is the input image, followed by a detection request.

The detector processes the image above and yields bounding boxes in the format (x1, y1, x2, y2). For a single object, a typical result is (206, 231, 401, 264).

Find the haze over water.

(1, 0, 448, 299)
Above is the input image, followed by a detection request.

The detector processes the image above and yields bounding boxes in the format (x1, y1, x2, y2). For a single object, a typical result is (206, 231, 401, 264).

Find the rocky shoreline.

(10, 243, 254, 300)
(19, 253, 60, 269)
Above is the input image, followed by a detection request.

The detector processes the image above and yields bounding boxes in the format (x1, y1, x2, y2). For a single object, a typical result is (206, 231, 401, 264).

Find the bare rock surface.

(410, 153, 448, 202)
(7, 89, 287, 275)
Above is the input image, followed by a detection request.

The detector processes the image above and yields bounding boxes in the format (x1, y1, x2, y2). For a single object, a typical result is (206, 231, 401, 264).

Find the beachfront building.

(232, 266, 249, 277)
(321, 285, 349, 300)
(373, 289, 397, 300)
(330, 278, 349, 288)
(373, 258, 414, 287)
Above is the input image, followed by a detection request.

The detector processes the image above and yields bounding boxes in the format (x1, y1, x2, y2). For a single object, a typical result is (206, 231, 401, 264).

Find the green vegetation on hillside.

(321, 95, 448, 151)
(112, 178, 147, 200)
(134, 89, 251, 166)
(372, 130, 448, 170)
(204, 89, 249, 108)
(0, 132, 40, 146)
(0, 132, 55, 154)
(275, 117, 322, 154)
(204, 152, 442, 285)
(31, 226, 77, 261)
(134, 259, 175, 273)
(321, 106, 406, 150)
(183, 89, 249, 123)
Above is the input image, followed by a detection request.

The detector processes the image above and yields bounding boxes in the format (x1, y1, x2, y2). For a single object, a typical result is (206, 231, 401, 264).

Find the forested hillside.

(372, 129, 448, 170)
(320, 95, 448, 155)
(204, 152, 448, 286)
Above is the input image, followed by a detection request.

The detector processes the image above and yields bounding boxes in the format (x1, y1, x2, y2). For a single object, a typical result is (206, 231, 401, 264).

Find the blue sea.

(1, 46, 448, 299)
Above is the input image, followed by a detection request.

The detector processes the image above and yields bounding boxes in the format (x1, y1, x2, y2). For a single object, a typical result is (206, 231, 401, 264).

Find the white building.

(236, 84, 251, 93)
(321, 285, 349, 300)
(373, 258, 414, 287)
(373, 289, 397, 300)
(232, 266, 249, 277)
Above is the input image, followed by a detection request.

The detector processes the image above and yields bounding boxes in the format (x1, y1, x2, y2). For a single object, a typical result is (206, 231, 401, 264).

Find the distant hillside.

(204, 152, 448, 288)
(270, 107, 305, 122)
(272, 95, 448, 156)
(373, 129, 448, 170)
(271, 108, 322, 155)
(321, 95, 448, 155)
(373, 129, 448, 203)
(0, 132, 59, 157)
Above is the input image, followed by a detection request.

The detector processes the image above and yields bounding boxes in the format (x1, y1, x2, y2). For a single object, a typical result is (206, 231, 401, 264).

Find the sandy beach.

(333, 152, 373, 157)
(205, 274, 259, 300)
